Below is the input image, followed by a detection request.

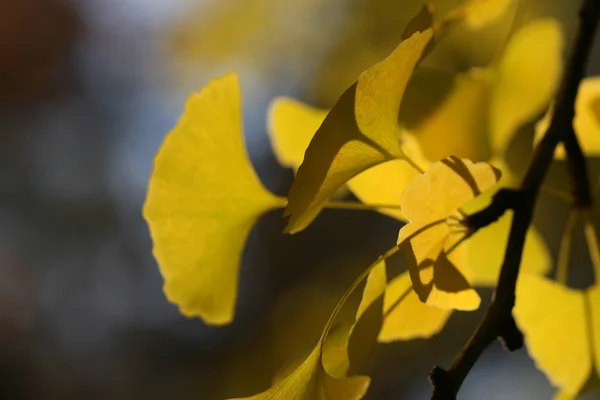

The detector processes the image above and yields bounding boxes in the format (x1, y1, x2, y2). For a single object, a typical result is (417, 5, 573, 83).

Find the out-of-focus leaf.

(589, 285, 600, 374)
(414, 18, 562, 161)
(268, 95, 428, 221)
(346, 261, 387, 376)
(514, 274, 591, 397)
(553, 391, 575, 400)
(414, 70, 491, 162)
(461, 0, 514, 29)
(466, 210, 551, 286)
(284, 19, 435, 233)
(458, 159, 550, 285)
(491, 18, 563, 153)
(535, 77, 600, 159)
(232, 262, 386, 400)
(268, 98, 328, 170)
(143, 73, 284, 325)
(321, 322, 353, 379)
(231, 345, 369, 400)
(398, 68, 456, 130)
(378, 271, 452, 342)
(398, 157, 501, 310)
(347, 134, 430, 221)
(585, 218, 600, 394)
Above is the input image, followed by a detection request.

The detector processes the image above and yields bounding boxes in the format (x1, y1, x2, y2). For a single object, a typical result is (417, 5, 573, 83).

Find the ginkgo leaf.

(268, 97, 328, 170)
(283, 12, 435, 233)
(346, 133, 430, 221)
(553, 391, 575, 400)
(232, 344, 369, 400)
(457, 158, 551, 285)
(398, 157, 501, 310)
(585, 220, 600, 378)
(401, 157, 500, 225)
(413, 70, 491, 162)
(398, 68, 456, 130)
(345, 161, 418, 221)
(491, 18, 563, 153)
(143, 73, 284, 325)
(269, 95, 429, 221)
(589, 286, 600, 377)
(346, 261, 388, 375)
(461, 0, 514, 29)
(413, 19, 562, 161)
(466, 210, 551, 286)
(321, 323, 353, 380)
(378, 271, 452, 342)
(514, 274, 592, 396)
(535, 77, 600, 159)
(232, 262, 386, 400)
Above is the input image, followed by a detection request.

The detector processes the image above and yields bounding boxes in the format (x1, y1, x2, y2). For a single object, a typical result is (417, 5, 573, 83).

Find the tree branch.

(429, 1, 600, 398)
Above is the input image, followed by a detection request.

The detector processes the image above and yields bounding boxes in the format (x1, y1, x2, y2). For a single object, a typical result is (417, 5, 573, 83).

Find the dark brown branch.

(430, 1, 600, 398)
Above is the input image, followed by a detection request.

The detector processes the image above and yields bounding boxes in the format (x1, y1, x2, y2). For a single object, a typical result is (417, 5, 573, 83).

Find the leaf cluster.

(143, 0, 600, 398)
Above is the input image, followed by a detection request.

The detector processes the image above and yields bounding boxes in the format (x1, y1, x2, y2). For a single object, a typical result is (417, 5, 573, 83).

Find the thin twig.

(429, 1, 600, 398)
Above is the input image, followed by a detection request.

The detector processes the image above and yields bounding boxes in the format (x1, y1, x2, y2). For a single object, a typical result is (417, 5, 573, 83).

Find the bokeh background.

(0, 0, 596, 399)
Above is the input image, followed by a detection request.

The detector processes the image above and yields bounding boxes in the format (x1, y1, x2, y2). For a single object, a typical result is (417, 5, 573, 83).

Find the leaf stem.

(583, 211, 600, 282)
(324, 218, 447, 334)
(556, 210, 579, 285)
(429, 1, 600, 398)
(404, 155, 426, 174)
(383, 285, 412, 319)
(541, 184, 572, 203)
(323, 201, 403, 211)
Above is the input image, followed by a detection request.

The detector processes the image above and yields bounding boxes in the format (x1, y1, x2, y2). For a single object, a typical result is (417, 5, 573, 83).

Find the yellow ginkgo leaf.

(454, 0, 514, 29)
(414, 70, 491, 162)
(456, 158, 550, 285)
(588, 286, 600, 388)
(232, 345, 369, 400)
(514, 274, 592, 396)
(401, 157, 500, 225)
(413, 18, 562, 161)
(143, 73, 284, 325)
(268, 97, 328, 170)
(552, 391, 575, 400)
(232, 262, 387, 400)
(320, 322, 353, 380)
(398, 157, 501, 310)
(346, 261, 388, 375)
(535, 77, 600, 159)
(269, 95, 429, 221)
(378, 271, 452, 342)
(347, 133, 430, 221)
(283, 13, 435, 233)
(491, 18, 563, 154)
(466, 210, 551, 286)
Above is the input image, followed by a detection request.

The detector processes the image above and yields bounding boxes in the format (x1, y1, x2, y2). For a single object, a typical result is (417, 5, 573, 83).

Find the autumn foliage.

(143, 1, 600, 398)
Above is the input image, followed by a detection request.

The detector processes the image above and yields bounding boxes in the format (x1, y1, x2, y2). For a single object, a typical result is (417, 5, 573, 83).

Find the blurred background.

(0, 0, 595, 399)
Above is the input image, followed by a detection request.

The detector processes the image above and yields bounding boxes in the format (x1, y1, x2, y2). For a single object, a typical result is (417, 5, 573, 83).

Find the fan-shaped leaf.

(143, 73, 284, 325)
(284, 16, 435, 233)
(514, 275, 591, 396)
(378, 271, 452, 342)
(268, 97, 329, 170)
(398, 157, 501, 310)
(466, 210, 551, 286)
(461, 0, 514, 29)
(491, 18, 563, 153)
(232, 262, 386, 400)
(535, 77, 600, 159)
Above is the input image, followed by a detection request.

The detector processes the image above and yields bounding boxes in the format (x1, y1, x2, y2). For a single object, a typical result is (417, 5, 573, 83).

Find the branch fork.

(429, 1, 600, 398)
